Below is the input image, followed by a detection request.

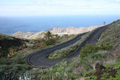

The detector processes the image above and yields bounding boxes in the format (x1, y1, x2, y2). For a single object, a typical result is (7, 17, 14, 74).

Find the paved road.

(27, 24, 110, 66)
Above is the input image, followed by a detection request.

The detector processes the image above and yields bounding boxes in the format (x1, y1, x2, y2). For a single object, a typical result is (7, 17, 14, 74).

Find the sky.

(0, 0, 120, 16)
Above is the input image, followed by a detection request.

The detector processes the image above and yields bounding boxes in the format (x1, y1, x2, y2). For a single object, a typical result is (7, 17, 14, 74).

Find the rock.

(77, 77, 86, 80)
(93, 61, 105, 80)
(92, 61, 102, 71)
(95, 61, 105, 72)
(85, 61, 118, 80)
(107, 69, 117, 77)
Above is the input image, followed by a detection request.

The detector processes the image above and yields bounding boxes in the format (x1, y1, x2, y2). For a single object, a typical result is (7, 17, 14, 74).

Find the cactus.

(19, 71, 31, 80)
(1, 70, 32, 80)
(1, 71, 18, 80)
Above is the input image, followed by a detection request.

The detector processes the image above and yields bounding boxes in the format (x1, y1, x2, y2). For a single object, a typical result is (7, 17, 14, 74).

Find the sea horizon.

(0, 15, 120, 35)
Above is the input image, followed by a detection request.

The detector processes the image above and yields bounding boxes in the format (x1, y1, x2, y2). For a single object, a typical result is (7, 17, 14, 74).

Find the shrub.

(45, 38, 56, 46)
(44, 31, 52, 40)
(0, 58, 7, 64)
(48, 45, 76, 59)
(113, 61, 120, 69)
(8, 46, 19, 58)
(80, 43, 112, 59)
(98, 42, 113, 50)
(0, 71, 18, 80)
(17, 57, 28, 64)
(34, 40, 46, 49)
(86, 53, 104, 59)
(80, 44, 99, 59)
(85, 75, 97, 80)
(0, 48, 3, 57)
(36, 60, 74, 80)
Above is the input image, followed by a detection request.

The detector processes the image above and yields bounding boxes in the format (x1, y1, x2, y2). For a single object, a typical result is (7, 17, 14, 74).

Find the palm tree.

(45, 31, 52, 40)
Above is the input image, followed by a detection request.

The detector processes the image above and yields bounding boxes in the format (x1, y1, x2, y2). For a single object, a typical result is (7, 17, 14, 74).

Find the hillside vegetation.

(0, 20, 120, 80)
(79, 20, 120, 80)
(0, 33, 29, 57)
(48, 32, 89, 59)
(98, 20, 120, 49)
(29, 20, 120, 80)
(0, 31, 76, 64)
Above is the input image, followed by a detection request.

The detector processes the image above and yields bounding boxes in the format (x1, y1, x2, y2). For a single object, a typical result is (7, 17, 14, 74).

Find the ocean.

(0, 15, 120, 35)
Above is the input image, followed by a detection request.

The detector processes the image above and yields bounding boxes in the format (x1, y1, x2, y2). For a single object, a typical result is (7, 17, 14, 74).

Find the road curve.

(27, 24, 110, 66)
(27, 33, 86, 66)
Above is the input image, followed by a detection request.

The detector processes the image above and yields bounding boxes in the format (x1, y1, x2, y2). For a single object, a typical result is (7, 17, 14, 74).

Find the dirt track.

(27, 24, 110, 66)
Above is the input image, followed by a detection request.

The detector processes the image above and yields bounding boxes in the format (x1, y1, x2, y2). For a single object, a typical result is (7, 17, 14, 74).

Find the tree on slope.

(45, 31, 52, 40)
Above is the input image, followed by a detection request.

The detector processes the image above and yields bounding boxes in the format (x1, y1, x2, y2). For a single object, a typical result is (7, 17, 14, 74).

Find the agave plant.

(19, 71, 31, 80)
(1, 71, 18, 80)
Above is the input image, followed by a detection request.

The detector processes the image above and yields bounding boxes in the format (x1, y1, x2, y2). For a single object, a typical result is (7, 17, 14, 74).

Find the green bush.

(98, 42, 113, 50)
(86, 53, 104, 59)
(0, 48, 3, 56)
(80, 43, 112, 59)
(0, 58, 7, 64)
(80, 44, 99, 59)
(36, 60, 74, 80)
(48, 46, 76, 59)
(113, 61, 120, 69)
(80, 53, 104, 64)
(17, 57, 28, 64)
(45, 38, 56, 45)
(85, 75, 97, 80)
(34, 39, 48, 49)
(80, 53, 105, 71)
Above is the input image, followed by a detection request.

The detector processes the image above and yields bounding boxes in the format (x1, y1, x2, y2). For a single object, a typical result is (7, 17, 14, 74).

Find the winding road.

(27, 24, 110, 66)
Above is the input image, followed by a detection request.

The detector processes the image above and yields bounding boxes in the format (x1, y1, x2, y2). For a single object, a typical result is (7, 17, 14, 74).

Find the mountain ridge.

(12, 25, 101, 39)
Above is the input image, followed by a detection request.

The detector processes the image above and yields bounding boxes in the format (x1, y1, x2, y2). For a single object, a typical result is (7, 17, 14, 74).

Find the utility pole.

(104, 21, 106, 25)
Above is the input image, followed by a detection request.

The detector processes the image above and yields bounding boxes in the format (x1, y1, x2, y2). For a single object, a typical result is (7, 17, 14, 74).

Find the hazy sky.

(0, 0, 120, 16)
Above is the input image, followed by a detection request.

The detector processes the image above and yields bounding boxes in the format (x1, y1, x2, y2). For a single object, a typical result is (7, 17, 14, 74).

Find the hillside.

(78, 20, 120, 79)
(0, 20, 120, 80)
(26, 20, 120, 80)
(12, 31, 35, 39)
(11, 26, 100, 39)
(0, 33, 29, 57)
(0, 31, 77, 61)
(49, 26, 100, 34)
(98, 20, 120, 49)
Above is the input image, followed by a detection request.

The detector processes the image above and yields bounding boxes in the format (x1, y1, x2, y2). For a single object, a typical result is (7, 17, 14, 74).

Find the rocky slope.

(50, 26, 100, 34)
(12, 26, 101, 39)
(12, 31, 35, 39)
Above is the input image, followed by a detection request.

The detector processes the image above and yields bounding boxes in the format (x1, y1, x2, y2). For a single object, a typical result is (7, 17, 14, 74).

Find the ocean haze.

(0, 15, 120, 34)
